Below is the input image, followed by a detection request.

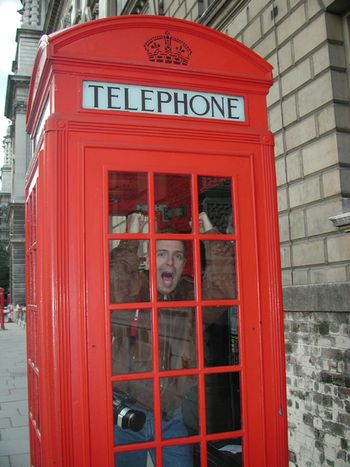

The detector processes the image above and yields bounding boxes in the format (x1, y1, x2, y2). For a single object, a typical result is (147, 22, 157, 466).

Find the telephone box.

(25, 16, 288, 467)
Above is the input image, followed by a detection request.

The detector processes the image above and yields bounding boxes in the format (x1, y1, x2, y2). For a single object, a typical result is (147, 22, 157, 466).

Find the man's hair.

(156, 228, 187, 259)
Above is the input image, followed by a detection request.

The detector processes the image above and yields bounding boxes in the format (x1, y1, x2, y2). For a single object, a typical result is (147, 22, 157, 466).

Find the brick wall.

(285, 311, 350, 467)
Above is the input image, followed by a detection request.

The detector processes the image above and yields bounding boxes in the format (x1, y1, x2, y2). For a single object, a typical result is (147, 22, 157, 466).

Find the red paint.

(26, 16, 288, 467)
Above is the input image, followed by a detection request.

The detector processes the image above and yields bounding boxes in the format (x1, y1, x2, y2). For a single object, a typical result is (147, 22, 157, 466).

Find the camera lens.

(119, 407, 146, 432)
(114, 398, 146, 432)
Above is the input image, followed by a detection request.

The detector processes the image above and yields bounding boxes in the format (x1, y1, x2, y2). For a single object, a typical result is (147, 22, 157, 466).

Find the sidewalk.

(0, 323, 30, 467)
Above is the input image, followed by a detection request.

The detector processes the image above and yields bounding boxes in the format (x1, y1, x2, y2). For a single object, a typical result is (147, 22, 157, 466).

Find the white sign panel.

(82, 81, 245, 122)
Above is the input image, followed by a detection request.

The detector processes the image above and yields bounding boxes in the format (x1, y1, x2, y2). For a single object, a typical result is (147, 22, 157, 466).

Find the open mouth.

(161, 271, 175, 288)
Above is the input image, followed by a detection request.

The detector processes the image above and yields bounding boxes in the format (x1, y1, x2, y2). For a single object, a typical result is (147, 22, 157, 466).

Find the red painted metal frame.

(85, 150, 260, 466)
(25, 15, 288, 467)
(25, 169, 41, 466)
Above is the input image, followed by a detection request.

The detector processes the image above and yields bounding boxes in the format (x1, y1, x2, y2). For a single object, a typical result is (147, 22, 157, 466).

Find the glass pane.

(109, 172, 148, 233)
(110, 240, 150, 303)
(198, 176, 234, 234)
(201, 241, 236, 300)
(158, 308, 196, 371)
(154, 173, 192, 233)
(111, 309, 152, 375)
(205, 372, 241, 434)
(207, 439, 243, 467)
(160, 376, 198, 439)
(32, 249, 37, 305)
(156, 239, 194, 301)
(115, 449, 155, 466)
(203, 307, 239, 367)
(113, 379, 154, 446)
(163, 443, 200, 467)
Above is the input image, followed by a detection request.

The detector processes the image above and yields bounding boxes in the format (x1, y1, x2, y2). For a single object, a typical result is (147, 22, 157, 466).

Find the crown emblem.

(144, 31, 192, 66)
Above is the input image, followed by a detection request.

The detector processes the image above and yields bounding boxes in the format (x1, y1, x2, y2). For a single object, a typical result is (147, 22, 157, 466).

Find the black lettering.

(124, 88, 139, 111)
(107, 86, 121, 109)
(173, 92, 189, 115)
(189, 95, 210, 116)
(227, 98, 240, 119)
(141, 89, 155, 112)
(157, 91, 172, 113)
(88, 84, 104, 108)
(210, 95, 226, 118)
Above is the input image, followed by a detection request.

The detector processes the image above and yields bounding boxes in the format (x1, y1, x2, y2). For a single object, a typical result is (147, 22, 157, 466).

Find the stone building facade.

(0, 129, 12, 248)
(2, 0, 350, 465)
(2, 0, 43, 305)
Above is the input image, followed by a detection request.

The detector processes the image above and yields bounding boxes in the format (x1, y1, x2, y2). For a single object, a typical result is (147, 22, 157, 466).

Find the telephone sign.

(82, 81, 246, 121)
(25, 16, 288, 467)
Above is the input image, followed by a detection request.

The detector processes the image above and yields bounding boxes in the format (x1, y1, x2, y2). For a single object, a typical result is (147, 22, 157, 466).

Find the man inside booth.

(110, 211, 236, 467)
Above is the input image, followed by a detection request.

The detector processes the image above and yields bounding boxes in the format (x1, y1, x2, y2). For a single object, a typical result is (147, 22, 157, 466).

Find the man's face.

(156, 240, 186, 295)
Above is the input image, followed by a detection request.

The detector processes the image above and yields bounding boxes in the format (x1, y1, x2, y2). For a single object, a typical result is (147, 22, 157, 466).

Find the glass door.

(85, 149, 264, 467)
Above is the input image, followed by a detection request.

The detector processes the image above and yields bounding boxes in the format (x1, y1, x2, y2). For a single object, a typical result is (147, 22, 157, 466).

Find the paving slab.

(8, 453, 30, 467)
(0, 456, 10, 467)
(0, 324, 30, 465)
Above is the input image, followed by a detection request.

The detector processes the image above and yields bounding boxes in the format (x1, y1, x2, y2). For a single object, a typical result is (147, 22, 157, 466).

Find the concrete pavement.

(0, 323, 30, 467)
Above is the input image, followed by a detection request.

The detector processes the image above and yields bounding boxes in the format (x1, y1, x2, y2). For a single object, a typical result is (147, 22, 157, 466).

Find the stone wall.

(285, 310, 350, 467)
(8, 204, 25, 306)
(4, 19, 42, 309)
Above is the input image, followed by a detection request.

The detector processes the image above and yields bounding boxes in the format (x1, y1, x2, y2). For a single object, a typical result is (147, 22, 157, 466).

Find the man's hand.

(126, 212, 148, 233)
(199, 212, 213, 233)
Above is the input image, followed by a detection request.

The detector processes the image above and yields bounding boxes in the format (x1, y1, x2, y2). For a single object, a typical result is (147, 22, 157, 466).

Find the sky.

(0, 0, 22, 167)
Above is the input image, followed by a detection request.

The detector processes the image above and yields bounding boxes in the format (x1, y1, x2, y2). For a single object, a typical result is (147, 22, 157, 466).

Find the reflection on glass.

(113, 379, 154, 446)
(205, 372, 241, 434)
(156, 239, 194, 301)
(110, 240, 150, 304)
(154, 173, 192, 233)
(111, 310, 152, 375)
(158, 308, 196, 371)
(203, 307, 239, 367)
(160, 376, 198, 439)
(207, 439, 243, 467)
(198, 176, 234, 234)
(163, 443, 200, 466)
(109, 172, 148, 233)
(201, 241, 236, 300)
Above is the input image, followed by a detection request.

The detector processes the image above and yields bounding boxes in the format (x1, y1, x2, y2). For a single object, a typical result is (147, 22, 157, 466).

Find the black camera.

(113, 391, 146, 432)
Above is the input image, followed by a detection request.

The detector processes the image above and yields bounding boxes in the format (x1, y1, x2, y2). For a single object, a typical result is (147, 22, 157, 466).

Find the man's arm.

(110, 213, 148, 303)
(200, 212, 236, 301)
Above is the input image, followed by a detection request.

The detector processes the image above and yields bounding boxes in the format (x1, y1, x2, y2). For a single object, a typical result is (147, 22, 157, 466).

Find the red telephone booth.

(25, 16, 288, 467)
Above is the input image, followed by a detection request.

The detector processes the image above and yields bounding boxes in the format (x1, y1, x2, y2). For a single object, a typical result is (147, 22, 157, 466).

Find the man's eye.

(157, 251, 165, 257)
(175, 253, 184, 261)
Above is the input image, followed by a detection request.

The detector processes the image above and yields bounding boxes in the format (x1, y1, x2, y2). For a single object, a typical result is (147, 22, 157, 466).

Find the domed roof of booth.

(34, 15, 272, 81)
(27, 15, 273, 133)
